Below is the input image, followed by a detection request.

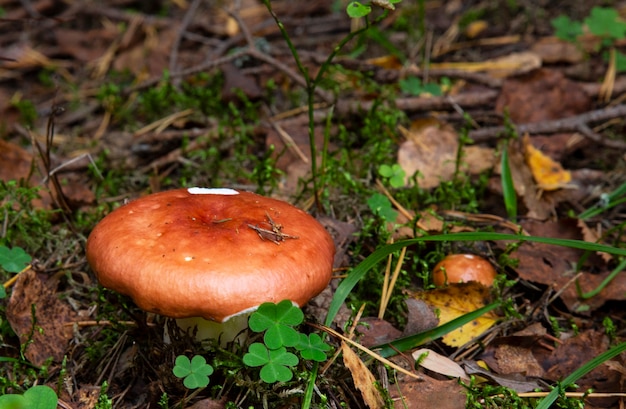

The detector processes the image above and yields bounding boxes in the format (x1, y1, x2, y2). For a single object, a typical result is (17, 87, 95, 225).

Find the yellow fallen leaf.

(414, 282, 498, 347)
(523, 137, 571, 191)
(341, 341, 385, 409)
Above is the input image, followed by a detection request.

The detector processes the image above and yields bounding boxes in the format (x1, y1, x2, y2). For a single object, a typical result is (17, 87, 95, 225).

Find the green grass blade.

(373, 300, 502, 358)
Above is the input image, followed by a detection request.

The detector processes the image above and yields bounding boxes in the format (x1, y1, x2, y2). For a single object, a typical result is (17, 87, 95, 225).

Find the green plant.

(173, 355, 214, 389)
(552, 6, 626, 71)
(0, 245, 31, 300)
(399, 76, 443, 96)
(243, 300, 331, 383)
(263, 0, 402, 210)
(0, 385, 57, 409)
(378, 164, 405, 188)
(367, 193, 398, 223)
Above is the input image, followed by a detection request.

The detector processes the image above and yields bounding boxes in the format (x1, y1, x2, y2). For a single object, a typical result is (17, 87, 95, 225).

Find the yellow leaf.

(523, 137, 571, 191)
(341, 341, 385, 409)
(414, 282, 498, 347)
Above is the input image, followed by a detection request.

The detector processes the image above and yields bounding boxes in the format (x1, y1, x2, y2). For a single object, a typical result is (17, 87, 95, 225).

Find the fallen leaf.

(413, 282, 498, 347)
(463, 360, 543, 393)
(389, 376, 466, 409)
(341, 341, 385, 409)
(412, 348, 469, 380)
(577, 218, 613, 263)
(524, 136, 572, 190)
(6, 269, 76, 366)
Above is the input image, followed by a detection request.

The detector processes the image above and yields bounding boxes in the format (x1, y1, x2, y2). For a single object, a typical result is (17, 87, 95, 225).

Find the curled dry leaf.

(412, 348, 469, 380)
(341, 341, 385, 409)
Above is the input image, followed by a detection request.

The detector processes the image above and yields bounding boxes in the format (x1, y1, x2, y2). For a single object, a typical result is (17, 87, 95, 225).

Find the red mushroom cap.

(86, 188, 335, 322)
(432, 254, 497, 287)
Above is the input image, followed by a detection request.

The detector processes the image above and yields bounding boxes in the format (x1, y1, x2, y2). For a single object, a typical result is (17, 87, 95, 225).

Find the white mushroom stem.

(166, 313, 252, 346)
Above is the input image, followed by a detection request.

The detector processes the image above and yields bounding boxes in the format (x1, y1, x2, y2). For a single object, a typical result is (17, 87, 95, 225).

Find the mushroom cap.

(432, 254, 497, 287)
(86, 188, 335, 322)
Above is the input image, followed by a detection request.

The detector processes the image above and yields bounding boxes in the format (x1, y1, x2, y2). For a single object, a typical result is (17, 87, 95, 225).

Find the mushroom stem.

(168, 314, 252, 346)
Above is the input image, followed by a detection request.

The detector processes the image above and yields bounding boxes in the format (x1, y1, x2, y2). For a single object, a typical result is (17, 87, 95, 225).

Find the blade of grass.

(500, 145, 517, 220)
(536, 340, 626, 409)
(373, 300, 502, 358)
(577, 257, 626, 299)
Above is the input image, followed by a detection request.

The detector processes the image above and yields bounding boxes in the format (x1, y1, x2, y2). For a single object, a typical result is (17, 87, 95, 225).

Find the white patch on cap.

(187, 187, 239, 195)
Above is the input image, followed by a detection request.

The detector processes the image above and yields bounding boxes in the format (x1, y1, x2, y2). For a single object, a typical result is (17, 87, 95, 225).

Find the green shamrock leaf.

(585, 7, 626, 40)
(295, 333, 331, 362)
(172, 355, 213, 389)
(0, 385, 58, 409)
(367, 193, 398, 222)
(0, 245, 32, 273)
(248, 300, 304, 349)
(243, 343, 299, 383)
(551, 15, 583, 42)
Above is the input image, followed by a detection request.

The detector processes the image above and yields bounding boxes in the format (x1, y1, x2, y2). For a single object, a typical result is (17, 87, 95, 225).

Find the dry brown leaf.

(341, 341, 385, 409)
(577, 219, 613, 263)
(7, 269, 76, 366)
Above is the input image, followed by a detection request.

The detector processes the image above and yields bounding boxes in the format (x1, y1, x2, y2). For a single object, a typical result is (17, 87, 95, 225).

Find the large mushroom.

(86, 187, 335, 343)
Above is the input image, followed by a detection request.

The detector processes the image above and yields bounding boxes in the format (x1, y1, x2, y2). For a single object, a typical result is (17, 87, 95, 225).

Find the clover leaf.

(378, 164, 406, 188)
(248, 300, 304, 349)
(295, 333, 331, 362)
(585, 7, 626, 40)
(172, 355, 213, 389)
(0, 245, 32, 273)
(551, 15, 583, 42)
(0, 385, 58, 409)
(243, 343, 299, 383)
(367, 193, 398, 222)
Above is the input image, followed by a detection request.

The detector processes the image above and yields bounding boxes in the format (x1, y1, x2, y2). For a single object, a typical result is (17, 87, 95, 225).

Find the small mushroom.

(86, 187, 335, 343)
(432, 254, 497, 287)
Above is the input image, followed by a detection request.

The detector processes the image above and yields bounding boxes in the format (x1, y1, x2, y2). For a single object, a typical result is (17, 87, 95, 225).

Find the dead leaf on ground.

(411, 282, 498, 347)
(530, 37, 585, 64)
(509, 218, 626, 312)
(398, 120, 495, 189)
(341, 341, 385, 409)
(412, 348, 469, 380)
(462, 360, 543, 393)
(389, 376, 466, 409)
(495, 68, 591, 123)
(6, 269, 76, 367)
(543, 330, 624, 408)
(523, 134, 572, 191)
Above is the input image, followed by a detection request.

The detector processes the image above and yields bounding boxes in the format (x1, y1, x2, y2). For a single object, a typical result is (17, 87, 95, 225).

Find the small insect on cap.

(86, 188, 336, 323)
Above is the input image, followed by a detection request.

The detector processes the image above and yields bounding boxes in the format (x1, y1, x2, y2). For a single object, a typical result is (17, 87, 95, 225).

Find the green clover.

(248, 300, 304, 349)
(243, 343, 299, 383)
(172, 355, 214, 389)
(295, 333, 331, 362)
(0, 245, 32, 273)
(378, 164, 406, 188)
(0, 385, 58, 409)
(367, 193, 398, 222)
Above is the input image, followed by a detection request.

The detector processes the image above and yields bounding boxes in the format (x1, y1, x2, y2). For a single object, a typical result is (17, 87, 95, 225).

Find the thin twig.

(469, 104, 626, 148)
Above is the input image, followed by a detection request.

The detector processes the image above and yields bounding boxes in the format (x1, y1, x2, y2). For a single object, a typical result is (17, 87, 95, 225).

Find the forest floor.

(1, 1, 625, 408)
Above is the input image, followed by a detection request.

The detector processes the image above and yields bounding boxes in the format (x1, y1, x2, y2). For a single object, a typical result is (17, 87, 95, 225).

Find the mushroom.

(432, 254, 497, 287)
(86, 187, 335, 343)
